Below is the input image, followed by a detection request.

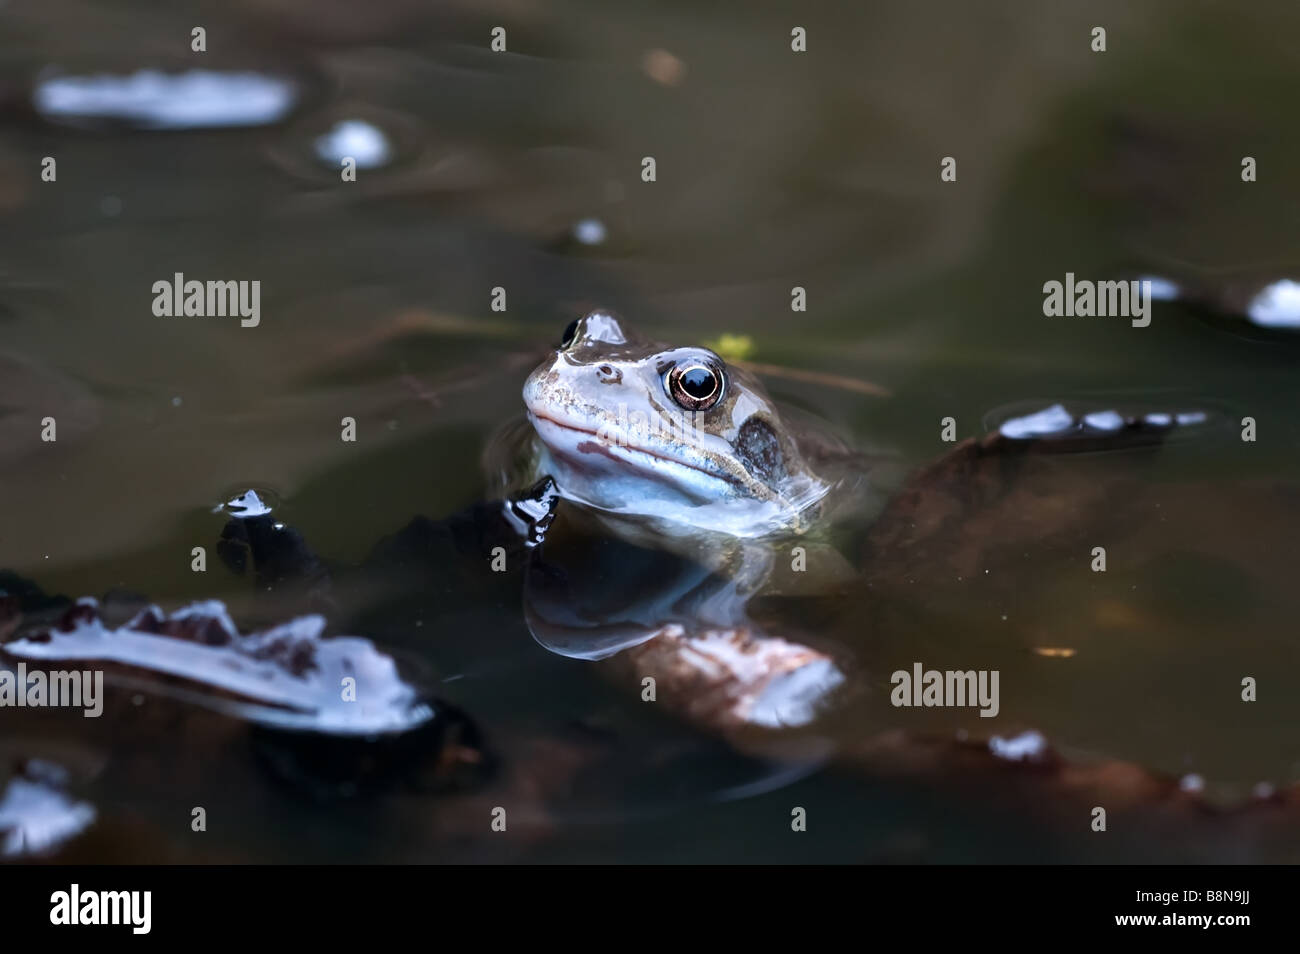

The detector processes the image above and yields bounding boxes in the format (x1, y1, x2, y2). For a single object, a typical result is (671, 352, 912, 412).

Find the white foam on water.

(999, 404, 1074, 439)
(4, 601, 432, 735)
(989, 730, 1047, 762)
(1082, 410, 1124, 431)
(1246, 279, 1300, 328)
(314, 119, 391, 169)
(218, 489, 273, 517)
(573, 218, 608, 246)
(34, 69, 296, 129)
(0, 774, 96, 858)
(1140, 276, 1181, 302)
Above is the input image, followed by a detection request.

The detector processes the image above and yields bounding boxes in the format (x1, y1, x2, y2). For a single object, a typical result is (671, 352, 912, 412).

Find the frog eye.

(559, 318, 581, 350)
(666, 361, 725, 411)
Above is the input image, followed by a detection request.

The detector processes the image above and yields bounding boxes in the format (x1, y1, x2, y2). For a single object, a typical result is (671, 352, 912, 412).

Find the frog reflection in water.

(492, 311, 870, 728)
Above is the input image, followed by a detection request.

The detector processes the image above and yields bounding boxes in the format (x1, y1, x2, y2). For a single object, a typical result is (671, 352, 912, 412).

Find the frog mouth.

(526, 409, 744, 491)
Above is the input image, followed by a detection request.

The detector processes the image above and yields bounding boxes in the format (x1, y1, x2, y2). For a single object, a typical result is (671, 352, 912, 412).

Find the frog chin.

(525, 434, 797, 545)
(528, 410, 735, 506)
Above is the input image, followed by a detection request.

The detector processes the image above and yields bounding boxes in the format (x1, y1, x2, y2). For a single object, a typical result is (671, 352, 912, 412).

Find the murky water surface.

(2, 0, 1300, 862)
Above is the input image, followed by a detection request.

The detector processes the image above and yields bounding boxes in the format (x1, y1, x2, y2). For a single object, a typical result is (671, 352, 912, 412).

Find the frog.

(518, 310, 847, 542)
(490, 310, 873, 599)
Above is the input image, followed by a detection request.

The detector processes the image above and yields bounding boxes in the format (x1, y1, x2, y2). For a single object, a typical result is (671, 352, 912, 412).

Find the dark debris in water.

(218, 509, 331, 594)
(252, 699, 490, 802)
(852, 727, 1300, 833)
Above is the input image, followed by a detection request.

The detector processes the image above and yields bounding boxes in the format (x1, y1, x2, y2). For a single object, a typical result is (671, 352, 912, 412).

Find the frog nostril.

(560, 318, 581, 350)
(596, 364, 621, 384)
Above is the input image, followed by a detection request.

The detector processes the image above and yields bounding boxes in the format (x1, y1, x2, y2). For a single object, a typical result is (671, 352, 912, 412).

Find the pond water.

(2, 0, 1300, 862)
